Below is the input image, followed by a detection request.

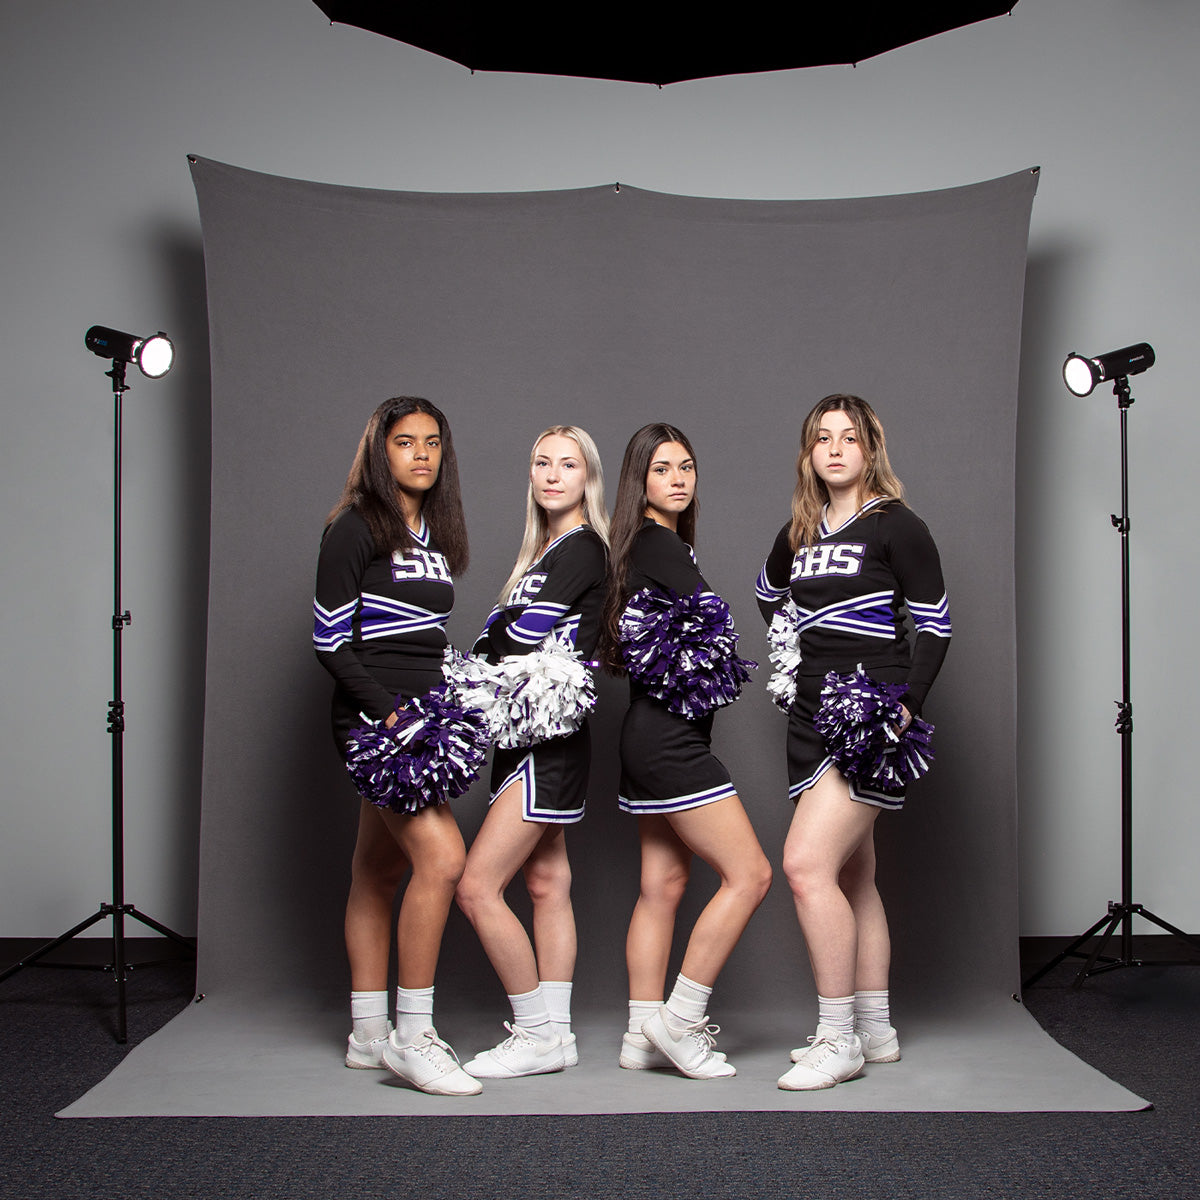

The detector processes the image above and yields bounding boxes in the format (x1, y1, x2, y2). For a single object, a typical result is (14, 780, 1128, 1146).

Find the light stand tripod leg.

(127, 908, 195, 947)
(1021, 910, 1116, 989)
(0, 911, 108, 983)
(1133, 908, 1200, 954)
(1072, 907, 1125, 988)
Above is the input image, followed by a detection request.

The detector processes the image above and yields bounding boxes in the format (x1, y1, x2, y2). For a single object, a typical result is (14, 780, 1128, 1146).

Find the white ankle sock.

(664, 973, 711, 1031)
(628, 999, 661, 1036)
(540, 980, 573, 1036)
(508, 986, 554, 1039)
(395, 985, 434, 1043)
(817, 993, 856, 1039)
(854, 989, 892, 1036)
(350, 990, 389, 1041)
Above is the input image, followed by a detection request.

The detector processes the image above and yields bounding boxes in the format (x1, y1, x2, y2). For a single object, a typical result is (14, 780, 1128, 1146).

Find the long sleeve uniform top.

(473, 524, 607, 664)
(313, 508, 454, 722)
(623, 518, 722, 705)
(755, 498, 951, 713)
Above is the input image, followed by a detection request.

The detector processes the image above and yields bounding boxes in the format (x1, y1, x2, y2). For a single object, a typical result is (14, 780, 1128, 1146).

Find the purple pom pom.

(814, 668, 935, 791)
(619, 586, 757, 718)
(345, 684, 488, 813)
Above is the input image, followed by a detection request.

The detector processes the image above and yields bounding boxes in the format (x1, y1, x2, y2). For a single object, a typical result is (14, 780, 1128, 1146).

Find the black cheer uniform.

(756, 498, 951, 810)
(617, 519, 740, 816)
(313, 508, 454, 764)
(473, 524, 607, 824)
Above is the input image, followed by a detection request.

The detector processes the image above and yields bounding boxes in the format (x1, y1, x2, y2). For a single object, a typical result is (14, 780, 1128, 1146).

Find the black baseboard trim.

(1019, 932, 1200, 974)
(3, 934, 1194, 973)
(0, 935, 196, 968)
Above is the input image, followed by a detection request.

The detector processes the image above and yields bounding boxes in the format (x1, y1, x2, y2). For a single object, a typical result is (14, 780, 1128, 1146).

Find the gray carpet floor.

(1, 940, 1197, 1199)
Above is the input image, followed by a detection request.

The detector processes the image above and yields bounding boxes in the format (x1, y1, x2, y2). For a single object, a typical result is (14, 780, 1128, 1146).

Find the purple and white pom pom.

(766, 601, 802, 712)
(619, 586, 757, 719)
(345, 683, 488, 813)
(492, 641, 597, 748)
(441, 646, 500, 706)
(814, 668, 934, 791)
(443, 640, 596, 749)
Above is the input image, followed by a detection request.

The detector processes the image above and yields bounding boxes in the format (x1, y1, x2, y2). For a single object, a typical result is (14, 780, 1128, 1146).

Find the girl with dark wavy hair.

(603, 423, 771, 1081)
(314, 396, 479, 1097)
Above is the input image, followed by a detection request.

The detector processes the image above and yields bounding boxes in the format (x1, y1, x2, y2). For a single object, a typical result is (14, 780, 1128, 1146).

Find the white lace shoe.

(560, 1031, 579, 1068)
(778, 1025, 864, 1091)
(345, 1022, 392, 1069)
(855, 1025, 901, 1063)
(381, 1027, 483, 1096)
(462, 1023, 567, 1079)
(789, 1024, 900, 1063)
(618, 1030, 672, 1070)
(642, 1007, 736, 1079)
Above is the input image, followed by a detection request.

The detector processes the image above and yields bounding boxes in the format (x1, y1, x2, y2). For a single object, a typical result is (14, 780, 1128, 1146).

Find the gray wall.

(1, 0, 1196, 940)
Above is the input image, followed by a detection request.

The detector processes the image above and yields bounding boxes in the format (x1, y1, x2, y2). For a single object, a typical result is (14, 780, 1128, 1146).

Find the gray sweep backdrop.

(63, 160, 1146, 1116)
(190, 157, 1034, 1015)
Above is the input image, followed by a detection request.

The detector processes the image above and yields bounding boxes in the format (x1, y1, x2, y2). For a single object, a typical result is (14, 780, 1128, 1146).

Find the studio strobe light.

(85, 325, 176, 379)
(1062, 343, 1155, 397)
(0, 324, 193, 1042)
(1026, 341, 1200, 988)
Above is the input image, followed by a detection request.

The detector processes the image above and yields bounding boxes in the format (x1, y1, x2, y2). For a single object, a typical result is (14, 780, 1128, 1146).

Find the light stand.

(1024, 346, 1200, 988)
(0, 328, 194, 1042)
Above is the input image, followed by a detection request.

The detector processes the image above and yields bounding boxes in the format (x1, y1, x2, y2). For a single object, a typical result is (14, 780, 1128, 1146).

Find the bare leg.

(384, 802, 466, 989)
(629, 796, 770, 1081)
(626, 816, 692, 1001)
(456, 783, 552, 996)
(782, 767, 881, 997)
(343, 802, 479, 1095)
(345, 800, 410, 991)
(839, 830, 890, 993)
(523, 824, 576, 984)
(667, 795, 773, 988)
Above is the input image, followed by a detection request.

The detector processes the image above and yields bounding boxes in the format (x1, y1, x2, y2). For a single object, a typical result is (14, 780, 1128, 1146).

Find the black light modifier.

(1063, 343, 1155, 397)
(85, 325, 175, 379)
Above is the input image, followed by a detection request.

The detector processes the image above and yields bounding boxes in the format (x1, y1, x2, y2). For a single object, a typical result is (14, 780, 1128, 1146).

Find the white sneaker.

(560, 1031, 579, 1068)
(778, 1025, 864, 1091)
(463, 1022, 567, 1079)
(855, 1025, 901, 1063)
(790, 1025, 900, 1063)
(381, 1027, 483, 1096)
(642, 1007, 736, 1080)
(345, 1022, 392, 1069)
(618, 1030, 672, 1070)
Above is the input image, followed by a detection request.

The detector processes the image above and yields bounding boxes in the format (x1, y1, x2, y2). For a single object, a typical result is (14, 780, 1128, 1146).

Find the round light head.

(1063, 353, 1099, 397)
(85, 325, 175, 379)
(1063, 343, 1155, 397)
(136, 333, 174, 378)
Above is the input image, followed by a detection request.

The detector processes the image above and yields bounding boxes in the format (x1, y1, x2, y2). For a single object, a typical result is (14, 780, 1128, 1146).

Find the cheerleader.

(314, 396, 481, 1096)
(455, 426, 609, 1079)
(756, 394, 951, 1090)
(603, 423, 772, 1080)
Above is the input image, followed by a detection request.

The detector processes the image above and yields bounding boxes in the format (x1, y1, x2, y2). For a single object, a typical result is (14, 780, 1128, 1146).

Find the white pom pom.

(766, 601, 802, 712)
(443, 636, 596, 749)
